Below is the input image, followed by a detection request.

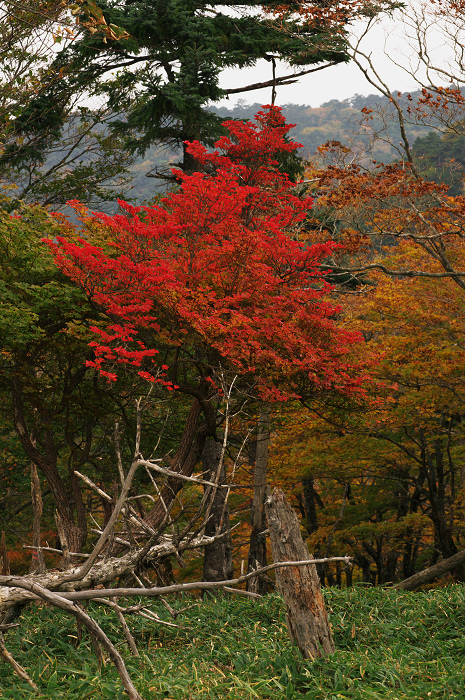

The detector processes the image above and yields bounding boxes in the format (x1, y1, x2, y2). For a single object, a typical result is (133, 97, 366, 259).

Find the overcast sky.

(215, 10, 428, 109)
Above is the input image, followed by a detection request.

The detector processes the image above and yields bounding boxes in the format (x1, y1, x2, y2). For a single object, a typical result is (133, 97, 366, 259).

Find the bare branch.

(224, 63, 339, 95)
(0, 557, 352, 603)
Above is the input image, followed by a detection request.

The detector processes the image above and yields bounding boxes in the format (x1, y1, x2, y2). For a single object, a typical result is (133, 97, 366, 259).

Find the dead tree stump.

(265, 488, 335, 659)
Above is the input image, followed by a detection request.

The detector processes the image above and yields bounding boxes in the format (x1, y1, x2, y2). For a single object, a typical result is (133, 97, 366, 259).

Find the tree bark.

(265, 488, 335, 659)
(246, 409, 270, 595)
(0, 533, 9, 576)
(29, 462, 47, 574)
(393, 547, 465, 590)
(144, 398, 207, 528)
(202, 440, 234, 584)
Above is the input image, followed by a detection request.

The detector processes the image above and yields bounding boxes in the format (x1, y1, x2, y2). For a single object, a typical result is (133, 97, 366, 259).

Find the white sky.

(215, 8, 434, 108)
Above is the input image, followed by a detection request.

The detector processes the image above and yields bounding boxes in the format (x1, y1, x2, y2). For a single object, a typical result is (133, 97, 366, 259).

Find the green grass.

(1, 585, 465, 699)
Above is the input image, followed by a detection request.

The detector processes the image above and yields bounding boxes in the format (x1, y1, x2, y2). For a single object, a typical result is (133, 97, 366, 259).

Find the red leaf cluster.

(47, 107, 364, 399)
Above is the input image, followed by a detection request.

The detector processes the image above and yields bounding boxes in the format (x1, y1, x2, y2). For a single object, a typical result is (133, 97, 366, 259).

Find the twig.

(0, 631, 38, 690)
(74, 472, 113, 502)
(222, 586, 261, 599)
(92, 598, 140, 656)
(140, 459, 229, 488)
(23, 546, 89, 558)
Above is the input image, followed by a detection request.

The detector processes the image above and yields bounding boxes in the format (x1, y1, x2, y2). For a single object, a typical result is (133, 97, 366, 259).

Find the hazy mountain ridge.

(128, 90, 452, 204)
(213, 92, 442, 163)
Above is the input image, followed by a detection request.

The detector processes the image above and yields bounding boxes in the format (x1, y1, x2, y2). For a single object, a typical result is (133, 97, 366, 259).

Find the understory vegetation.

(2, 587, 465, 699)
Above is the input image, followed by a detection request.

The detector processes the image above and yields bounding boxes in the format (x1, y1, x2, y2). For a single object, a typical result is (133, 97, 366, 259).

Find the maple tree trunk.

(265, 488, 335, 659)
(246, 409, 270, 595)
(202, 440, 234, 584)
(144, 398, 208, 528)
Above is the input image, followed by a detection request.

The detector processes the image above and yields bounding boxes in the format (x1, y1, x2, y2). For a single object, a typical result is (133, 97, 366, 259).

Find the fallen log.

(0, 533, 226, 610)
(0, 557, 351, 604)
(393, 547, 465, 591)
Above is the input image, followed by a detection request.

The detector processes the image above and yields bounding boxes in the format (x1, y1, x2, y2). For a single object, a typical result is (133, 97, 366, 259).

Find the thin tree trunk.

(202, 440, 234, 584)
(29, 462, 47, 574)
(0, 532, 9, 575)
(144, 399, 207, 528)
(246, 408, 270, 595)
(265, 488, 335, 659)
(12, 376, 87, 554)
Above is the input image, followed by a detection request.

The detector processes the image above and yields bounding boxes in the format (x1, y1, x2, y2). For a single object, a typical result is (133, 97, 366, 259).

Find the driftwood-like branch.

(0, 631, 38, 691)
(393, 547, 465, 590)
(91, 598, 140, 656)
(0, 532, 238, 609)
(0, 557, 351, 605)
(222, 586, 261, 599)
(74, 471, 113, 502)
(139, 459, 229, 488)
(23, 545, 89, 558)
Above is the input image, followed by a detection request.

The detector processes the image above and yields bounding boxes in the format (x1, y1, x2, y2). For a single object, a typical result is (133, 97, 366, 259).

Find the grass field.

(1, 585, 465, 699)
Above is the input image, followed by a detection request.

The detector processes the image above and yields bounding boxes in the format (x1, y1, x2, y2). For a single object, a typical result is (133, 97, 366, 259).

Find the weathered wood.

(0, 631, 38, 690)
(265, 488, 335, 659)
(29, 462, 47, 574)
(393, 547, 465, 590)
(0, 533, 232, 610)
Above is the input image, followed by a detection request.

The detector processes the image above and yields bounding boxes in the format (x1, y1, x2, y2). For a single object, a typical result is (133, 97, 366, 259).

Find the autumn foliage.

(49, 107, 364, 401)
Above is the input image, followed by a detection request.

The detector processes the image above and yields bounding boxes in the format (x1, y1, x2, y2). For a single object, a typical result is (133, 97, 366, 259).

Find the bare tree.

(0, 390, 350, 694)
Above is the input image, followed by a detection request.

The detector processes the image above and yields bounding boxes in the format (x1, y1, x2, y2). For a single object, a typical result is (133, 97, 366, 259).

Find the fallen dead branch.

(392, 547, 465, 590)
(0, 630, 37, 691)
(0, 556, 352, 604)
(0, 533, 231, 609)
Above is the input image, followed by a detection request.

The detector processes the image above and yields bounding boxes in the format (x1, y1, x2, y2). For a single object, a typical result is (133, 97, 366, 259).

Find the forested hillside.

(30, 91, 465, 208)
(128, 93, 431, 204)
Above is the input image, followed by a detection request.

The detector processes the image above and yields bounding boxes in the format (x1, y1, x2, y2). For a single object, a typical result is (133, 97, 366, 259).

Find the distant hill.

(128, 90, 452, 204)
(9, 90, 464, 211)
(213, 92, 445, 163)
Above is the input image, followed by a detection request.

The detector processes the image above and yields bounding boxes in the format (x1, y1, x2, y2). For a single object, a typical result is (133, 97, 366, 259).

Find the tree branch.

(224, 63, 339, 95)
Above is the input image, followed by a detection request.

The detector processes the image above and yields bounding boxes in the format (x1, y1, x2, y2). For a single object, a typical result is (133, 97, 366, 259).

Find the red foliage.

(48, 106, 364, 400)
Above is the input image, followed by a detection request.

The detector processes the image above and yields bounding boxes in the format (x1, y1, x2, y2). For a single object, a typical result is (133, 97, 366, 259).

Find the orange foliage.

(268, 185, 465, 584)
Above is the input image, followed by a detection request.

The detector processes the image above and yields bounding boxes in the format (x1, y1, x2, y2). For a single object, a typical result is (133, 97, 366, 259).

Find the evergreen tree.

(412, 129, 465, 195)
(3, 0, 393, 183)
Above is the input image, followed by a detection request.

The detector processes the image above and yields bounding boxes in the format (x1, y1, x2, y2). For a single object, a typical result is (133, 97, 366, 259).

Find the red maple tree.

(49, 106, 363, 401)
(47, 105, 366, 525)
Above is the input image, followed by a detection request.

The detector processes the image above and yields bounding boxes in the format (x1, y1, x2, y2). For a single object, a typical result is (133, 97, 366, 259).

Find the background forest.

(3, 0, 465, 698)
